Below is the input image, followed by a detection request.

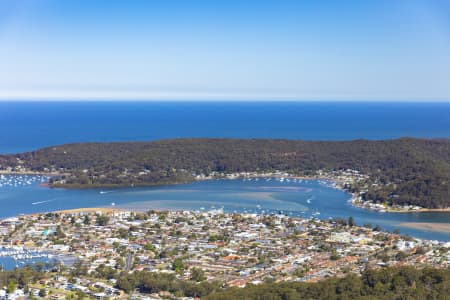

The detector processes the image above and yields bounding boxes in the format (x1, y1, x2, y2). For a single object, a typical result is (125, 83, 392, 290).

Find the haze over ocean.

(1, 101, 449, 154)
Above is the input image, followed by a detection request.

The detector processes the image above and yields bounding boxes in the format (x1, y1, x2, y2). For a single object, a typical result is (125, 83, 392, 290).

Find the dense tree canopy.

(0, 138, 448, 208)
(1, 264, 449, 299)
(205, 267, 450, 300)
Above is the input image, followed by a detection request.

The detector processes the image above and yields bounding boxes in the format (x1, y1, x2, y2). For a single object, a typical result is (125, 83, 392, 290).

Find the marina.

(0, 246, 57, 270)
(0, 174, 49, 188)
(0, 175, 449, 242)
(1, 0, 450, 296)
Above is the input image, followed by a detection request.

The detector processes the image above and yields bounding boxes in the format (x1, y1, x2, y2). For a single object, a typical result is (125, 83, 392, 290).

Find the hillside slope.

(0, 138, 448, 208)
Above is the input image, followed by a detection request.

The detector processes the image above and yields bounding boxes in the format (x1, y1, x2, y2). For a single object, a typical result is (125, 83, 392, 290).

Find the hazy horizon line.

(0, 91, 449, 102)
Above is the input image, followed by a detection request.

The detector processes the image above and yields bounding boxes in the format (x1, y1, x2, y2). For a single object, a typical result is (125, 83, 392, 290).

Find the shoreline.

(0, 170, 61, 176)
(15, 207, 450, 242)
(399, 222, 450, 233)
(388, 207, 450, 213)
(2, 171, 449, 214)
(50, 207, 126, 214)
(349, 194, 450, 214)
(1, 207, 131, 221)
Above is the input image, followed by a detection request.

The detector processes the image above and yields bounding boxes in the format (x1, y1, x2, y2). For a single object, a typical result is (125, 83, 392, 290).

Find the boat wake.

(31, 199, 55, 205)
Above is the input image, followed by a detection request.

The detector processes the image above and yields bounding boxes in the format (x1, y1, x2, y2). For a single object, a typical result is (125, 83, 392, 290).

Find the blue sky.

(1, 0, 450, 101)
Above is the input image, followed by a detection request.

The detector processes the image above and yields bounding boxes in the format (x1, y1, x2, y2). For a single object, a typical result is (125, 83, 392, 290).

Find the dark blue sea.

(0, 101, 449, 153)
(0, 101, 449, 242)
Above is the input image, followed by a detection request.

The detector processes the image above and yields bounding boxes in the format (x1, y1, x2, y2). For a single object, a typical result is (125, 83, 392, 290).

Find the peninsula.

(0, 138, 448, 210)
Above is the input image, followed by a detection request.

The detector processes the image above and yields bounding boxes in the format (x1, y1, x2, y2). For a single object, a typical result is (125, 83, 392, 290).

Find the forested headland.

(0, 138, 448, 208)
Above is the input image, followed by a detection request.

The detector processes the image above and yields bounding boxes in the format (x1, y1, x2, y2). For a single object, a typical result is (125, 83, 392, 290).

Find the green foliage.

(172, 258, 184, 273)
(70, 261, 88, 277)
(348, 216, 355, 227)
(95, 214, 110, 226)
(1, 138, 449, 208)
(95, 264, 116, 279)
(38, 288, 47, 297)
(116, 271, 221, 297)
(7, 281, 17, 293)
(143, 242, 156, 252)
(0, 267, 46, 291)
(190, 267, 206, 282)
(1, 265, 449, 300)
(205, 266, 450, 300)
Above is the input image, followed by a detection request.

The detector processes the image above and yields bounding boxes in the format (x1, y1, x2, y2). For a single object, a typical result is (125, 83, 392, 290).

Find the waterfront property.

(1, 174, 450, 241)
(0, 209, 449, 299)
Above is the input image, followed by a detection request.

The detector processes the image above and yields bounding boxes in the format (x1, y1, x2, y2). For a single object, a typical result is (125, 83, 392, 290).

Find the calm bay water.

(0, 175, 449, 241)
(0, 101, 449, 242)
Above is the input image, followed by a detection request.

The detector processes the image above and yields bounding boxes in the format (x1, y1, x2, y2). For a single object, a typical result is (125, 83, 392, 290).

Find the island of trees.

(0, 138, 448, 209)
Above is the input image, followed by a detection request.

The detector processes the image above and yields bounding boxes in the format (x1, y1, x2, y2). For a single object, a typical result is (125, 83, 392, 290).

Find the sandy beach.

(51, 207, 125, 214)
(388, 207, 450, 213)
(399, 222, 450, 233)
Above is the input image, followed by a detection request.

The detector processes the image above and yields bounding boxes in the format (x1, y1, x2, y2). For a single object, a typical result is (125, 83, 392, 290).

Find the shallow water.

(0, 175, 449, 241)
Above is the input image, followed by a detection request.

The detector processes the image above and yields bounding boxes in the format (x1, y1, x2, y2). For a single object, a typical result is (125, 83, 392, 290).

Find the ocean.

(0, 101, 449, 153)
(0, 101, 449, 242)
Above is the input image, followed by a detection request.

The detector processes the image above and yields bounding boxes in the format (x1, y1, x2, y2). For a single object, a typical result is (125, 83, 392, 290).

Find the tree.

(116, 275, 137, 294)
(96, 214, 110, 226)
(190, 268, 206, 282)
(39, 288, 47, 297)
(7, 281, 17, 294)
(75, 290, 86, 299)
(395, 251, 408, 261)
(56, 225, 66, 239)
(96, 264, 116, 279)
(143, 243, 156, 252)
(415, 246, 426, 255)
(172, 258, 184, 273)
(348, 216, 355, 227)
(71, 261, 88, 277)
